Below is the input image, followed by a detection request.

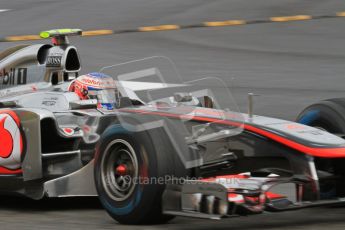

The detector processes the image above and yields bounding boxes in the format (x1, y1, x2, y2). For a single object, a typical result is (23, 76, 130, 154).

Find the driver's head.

(71, 72, 117, 110)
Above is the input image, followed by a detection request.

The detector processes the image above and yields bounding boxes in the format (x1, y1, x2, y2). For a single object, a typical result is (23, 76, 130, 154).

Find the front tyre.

(94, 124, 179, 225)
(296, 98, 345, 134)
(296, 98, 345, 198)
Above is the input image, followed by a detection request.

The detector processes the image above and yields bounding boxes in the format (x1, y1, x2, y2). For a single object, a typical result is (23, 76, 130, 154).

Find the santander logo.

(0, 111, 23, 174)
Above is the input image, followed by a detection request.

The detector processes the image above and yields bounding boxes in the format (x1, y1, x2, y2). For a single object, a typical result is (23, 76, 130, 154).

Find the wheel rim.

(101, 139, 138, 201)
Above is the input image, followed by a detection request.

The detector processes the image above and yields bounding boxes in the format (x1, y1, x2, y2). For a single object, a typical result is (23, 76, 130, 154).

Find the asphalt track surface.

(1, 0, 345, 229)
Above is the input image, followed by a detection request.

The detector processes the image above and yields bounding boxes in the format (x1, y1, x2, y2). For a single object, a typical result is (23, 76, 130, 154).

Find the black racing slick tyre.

(94, 124, 189, 225)
(296, 98, 345, 135)
(296, 98, 345, 198)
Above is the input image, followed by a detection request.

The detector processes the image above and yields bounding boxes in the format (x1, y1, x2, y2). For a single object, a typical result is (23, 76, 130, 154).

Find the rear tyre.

(94, 124, 188, 225)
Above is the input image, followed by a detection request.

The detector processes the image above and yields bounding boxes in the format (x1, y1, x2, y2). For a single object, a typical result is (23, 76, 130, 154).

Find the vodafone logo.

(62, 127, 75, 136)
(0, 111, 23, 174)
(0, 116, 13, 158)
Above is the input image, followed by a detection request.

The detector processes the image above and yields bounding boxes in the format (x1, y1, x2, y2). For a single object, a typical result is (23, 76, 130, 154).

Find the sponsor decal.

(77, 74, 116, 89)
(0, 116, 13, 158)
(62, 127, 75, 136)
(82, 125, 91, 133)
(297, 130, 324, 136)
(286, 124, 305, 130)
(0, 69, 7, 77)
(0, 68, 27, 86)
(42, 97, 59, 107)
(42, 101, 56, 106)
(0, 111, 23, 174)
(81, 77, 102, 86)
(46, 56, 62, 67)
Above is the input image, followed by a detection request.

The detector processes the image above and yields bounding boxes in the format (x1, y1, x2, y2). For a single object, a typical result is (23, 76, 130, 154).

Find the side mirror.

(200, 96, 214, 108)
(0, 101, 17, 108)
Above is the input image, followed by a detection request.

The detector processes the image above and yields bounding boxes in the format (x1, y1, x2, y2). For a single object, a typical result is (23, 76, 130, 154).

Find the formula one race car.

(1, 29, 345, 225)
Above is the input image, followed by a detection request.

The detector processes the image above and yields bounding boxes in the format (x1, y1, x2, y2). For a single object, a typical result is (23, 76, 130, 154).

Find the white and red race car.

(0, 29, 345, 225)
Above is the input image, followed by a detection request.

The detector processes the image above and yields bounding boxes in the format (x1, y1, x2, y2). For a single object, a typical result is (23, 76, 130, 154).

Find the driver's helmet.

(69, 72, 117, 110)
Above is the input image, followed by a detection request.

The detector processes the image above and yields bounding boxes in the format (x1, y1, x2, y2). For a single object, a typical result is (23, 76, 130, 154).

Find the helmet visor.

(96, 89, 116, 104)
